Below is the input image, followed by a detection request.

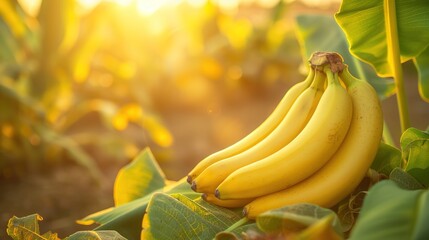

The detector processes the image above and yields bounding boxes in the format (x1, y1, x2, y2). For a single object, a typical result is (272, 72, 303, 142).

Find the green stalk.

(222, 217, 250, 233)
(352, 55, 395, 146)
(384, 0, 410, 133)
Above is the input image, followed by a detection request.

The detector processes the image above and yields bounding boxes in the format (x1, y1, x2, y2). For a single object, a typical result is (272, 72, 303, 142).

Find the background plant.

(0, 0, 294, 180)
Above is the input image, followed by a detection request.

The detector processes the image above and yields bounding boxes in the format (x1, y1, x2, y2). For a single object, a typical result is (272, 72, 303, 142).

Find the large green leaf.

(335, 0, 429, 76)
(401, 127, 429, 187)
(141, 193, 242, 239)
(114, 147, 167, 206)
(349, 180, 429, 239)
(414, 46, 429, 102)
(295, 14, 395, 99)
(370, 142, 402, 176)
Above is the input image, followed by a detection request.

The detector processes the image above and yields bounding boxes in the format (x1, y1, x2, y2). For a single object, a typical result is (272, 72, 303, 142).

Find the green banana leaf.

(335, 0, 429, 101)
(414, 47, 429, 102)
(370, 142, 402, 176)
(295, 14, 395, 100)
(141, 193, 242, 239)
(401, 127, 429, 187)
(349, 180, 429, 239)
(389, 167, 426, 190)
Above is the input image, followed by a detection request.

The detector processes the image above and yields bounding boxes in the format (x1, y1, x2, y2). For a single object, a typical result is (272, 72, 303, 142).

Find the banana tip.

(201, 193, 208, 201)
(242, 207, 248, 217)
(186, 175, 193, 184)
(214, 189, 221, 199)
(191, 181, 197, 191)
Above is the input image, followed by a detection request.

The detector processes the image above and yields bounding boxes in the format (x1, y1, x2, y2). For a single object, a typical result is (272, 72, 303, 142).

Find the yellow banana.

(186, 69, 315, 184)
(243, 66, 383, 219)
(201, 193, 253, 208)
(216, 67, 352, 199)
(191, 71, 326, 193)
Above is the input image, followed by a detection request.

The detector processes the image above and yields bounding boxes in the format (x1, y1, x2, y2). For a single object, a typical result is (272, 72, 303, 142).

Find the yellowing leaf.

(65, 230, 127, 240)
(114, 148, 167, 206)
(294, 215, 343, 240)
(7, 214, 60, 240)
(256, 203, 343, 236)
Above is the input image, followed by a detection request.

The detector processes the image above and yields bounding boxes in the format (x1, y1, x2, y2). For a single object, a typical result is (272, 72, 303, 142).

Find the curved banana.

(192, 71, 326, 193)
(243, 66, 383, 219)
(216, 67, 353, 199)
(201, 193, 253, 208)
(186, 69, 315, 184)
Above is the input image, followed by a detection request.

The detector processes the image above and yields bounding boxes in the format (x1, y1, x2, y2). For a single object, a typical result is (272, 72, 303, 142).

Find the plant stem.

(384, 0, 410, 133)
(352, 56, 395, 146)
(223, 217, 250, 232)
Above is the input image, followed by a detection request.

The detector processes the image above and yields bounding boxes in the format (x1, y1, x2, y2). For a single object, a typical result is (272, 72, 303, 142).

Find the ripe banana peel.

(187, 52, 383, 220)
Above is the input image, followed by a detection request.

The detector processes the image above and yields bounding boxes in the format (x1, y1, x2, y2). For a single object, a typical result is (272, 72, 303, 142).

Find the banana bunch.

(188, 52, 383, 219)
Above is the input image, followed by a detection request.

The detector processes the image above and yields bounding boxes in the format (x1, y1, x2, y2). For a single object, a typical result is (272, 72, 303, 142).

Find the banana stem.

(384, 0, 410, 133)
(222, 217, 251, 232)
(324, 66, 339, 86)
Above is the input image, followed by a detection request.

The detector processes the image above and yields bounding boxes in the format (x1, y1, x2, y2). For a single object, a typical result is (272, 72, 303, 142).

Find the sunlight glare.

(17, 0, 41, 17)
(187, 0, 206, 8)
(77, 0, 101, 8)
(136, 0, 181, 15)
(257, 0, 280, 8)
(109, 0, 133, 6)
(216, 0, 240, 12)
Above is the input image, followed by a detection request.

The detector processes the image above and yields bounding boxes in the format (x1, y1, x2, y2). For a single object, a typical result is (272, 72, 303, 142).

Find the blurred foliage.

(0, 0, 298, 179)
